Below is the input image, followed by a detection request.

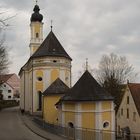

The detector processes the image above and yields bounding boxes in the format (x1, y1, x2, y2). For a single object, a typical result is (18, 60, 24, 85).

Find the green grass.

(0, 100, 19, 110)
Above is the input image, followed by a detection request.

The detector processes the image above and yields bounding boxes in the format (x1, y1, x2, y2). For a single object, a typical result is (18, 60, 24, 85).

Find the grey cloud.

(1, 0, 32, 11)
(1, 0, 140, 82)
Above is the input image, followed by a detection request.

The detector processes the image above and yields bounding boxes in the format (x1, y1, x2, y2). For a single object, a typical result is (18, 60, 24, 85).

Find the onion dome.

(31, 5, 43, 22)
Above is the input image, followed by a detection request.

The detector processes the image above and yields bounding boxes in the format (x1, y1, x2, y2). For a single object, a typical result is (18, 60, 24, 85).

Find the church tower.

(30, 4, 43, 56)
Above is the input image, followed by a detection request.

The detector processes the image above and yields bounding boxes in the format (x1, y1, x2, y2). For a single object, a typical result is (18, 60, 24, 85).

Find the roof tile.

(61, 70, 113, 102)
(43, 78, 69, 96)
(128, 83, 140, 116)
(0, 74, 14, 84)
(31, 31, 72, 60)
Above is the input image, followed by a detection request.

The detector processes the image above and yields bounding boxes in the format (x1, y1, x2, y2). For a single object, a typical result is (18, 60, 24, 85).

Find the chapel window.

(103, 121, 110, 129)
(68, 122, 74, 128)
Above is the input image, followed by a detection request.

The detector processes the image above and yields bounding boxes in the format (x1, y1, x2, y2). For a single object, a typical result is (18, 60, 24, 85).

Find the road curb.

(20, 113, 51, 140)
(23, 119, 51, 140)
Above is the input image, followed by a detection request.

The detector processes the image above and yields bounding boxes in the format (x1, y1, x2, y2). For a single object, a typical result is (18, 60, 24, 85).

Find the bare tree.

(0, 11, 11, 75)
(0, 41, 9, 74)
(97, 53, 136, 84)
(96, 53, 137, 109)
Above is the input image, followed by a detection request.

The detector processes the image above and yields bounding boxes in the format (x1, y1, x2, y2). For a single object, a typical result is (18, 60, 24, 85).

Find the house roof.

(43, 78, 69, 96)
(128, 83, 140, 116)
(31, 31, 72, 60)
(0, 74, 14, 84)
(60, 70, 114, 102)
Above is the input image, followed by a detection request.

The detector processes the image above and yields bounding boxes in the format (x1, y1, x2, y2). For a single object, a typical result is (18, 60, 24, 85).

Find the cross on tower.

(86, 58, 88, 71)
(51, 20, 53, 31)
(35, 0, 38, 5)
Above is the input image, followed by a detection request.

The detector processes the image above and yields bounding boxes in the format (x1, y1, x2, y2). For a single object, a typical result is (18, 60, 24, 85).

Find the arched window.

(68, 122, 74, 128)
(36, 33, 39, 38)
(38, 91, 42, 111)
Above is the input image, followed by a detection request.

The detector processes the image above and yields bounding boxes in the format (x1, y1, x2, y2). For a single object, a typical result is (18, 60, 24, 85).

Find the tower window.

(37, 77, 43, 81)
(127, 108, 129, 119)
(127, 96, 129, 104)
(36, 33, 39, 38)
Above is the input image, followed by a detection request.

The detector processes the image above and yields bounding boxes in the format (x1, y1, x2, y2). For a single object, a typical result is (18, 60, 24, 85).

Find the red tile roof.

(0, 74, 14, 84)
(128, 83, 140, 116)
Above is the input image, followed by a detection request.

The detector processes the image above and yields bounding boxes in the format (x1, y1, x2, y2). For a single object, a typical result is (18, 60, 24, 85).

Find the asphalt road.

(0, 107, 45, 140)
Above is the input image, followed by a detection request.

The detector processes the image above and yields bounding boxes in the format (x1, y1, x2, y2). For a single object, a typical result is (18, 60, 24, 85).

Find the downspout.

(24, 70, 25, 111)
(32, 59, 33, 114)
(42, 94, 44, 119)
(70, 62, 72, 88)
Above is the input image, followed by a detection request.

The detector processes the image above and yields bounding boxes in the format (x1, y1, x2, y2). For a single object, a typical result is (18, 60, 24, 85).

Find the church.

(19, 3, 115, 140)
(19, 4, 72, 115)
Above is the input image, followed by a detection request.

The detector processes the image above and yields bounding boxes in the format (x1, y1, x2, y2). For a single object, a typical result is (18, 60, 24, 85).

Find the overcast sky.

(1, 0, 140, 83)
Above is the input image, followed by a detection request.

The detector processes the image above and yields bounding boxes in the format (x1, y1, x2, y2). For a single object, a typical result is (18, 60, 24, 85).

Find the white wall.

(117, 87, 140, 134)
(0, 83, 14, 100)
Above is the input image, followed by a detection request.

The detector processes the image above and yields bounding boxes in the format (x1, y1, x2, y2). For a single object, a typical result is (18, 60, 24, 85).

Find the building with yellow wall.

(19, 4, 72, 115)
(42, 78, 69, 124)
(57, 70, 115, 140)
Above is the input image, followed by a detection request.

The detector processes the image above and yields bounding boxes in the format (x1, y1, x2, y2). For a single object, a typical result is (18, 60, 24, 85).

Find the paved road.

(0, 107, 45, 140)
